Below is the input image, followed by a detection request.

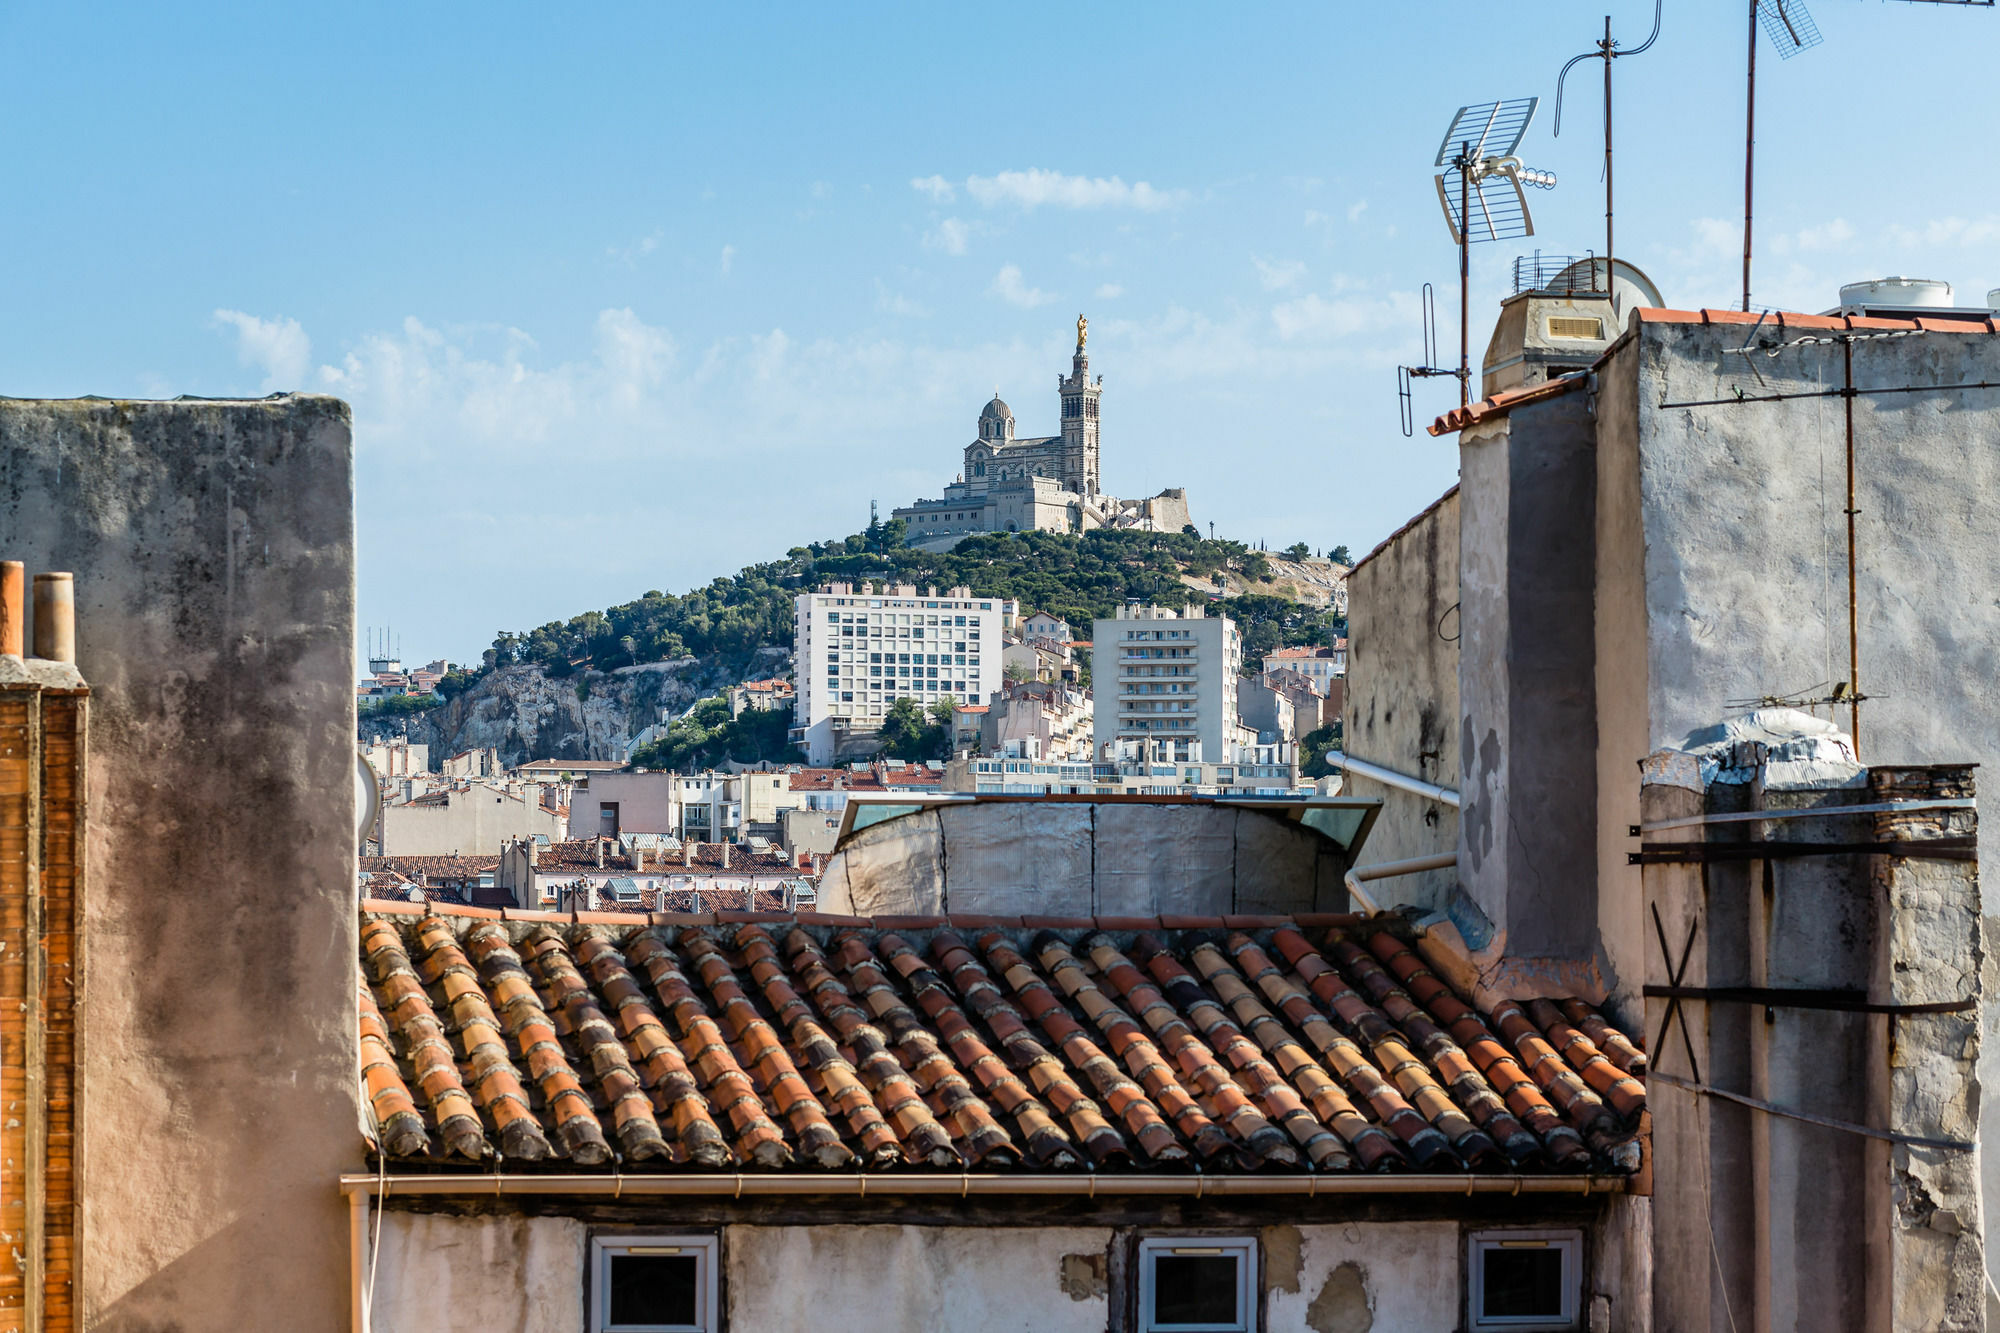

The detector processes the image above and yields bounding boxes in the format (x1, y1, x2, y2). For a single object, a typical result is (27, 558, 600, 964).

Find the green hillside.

(445, 522, 1345, 702)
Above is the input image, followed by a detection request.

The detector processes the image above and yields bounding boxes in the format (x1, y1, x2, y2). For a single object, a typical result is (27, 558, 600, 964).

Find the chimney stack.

(596, 838, 605, 869)
(34, 572, 76, 662)
(721, 841, 731, 870)
(0, 562, 22, 657)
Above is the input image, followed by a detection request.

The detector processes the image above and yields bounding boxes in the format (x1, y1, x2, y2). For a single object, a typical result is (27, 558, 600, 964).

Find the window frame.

(1465, 1228, 1583, 1332)
(1136, 1235, 1258, 1333)
(590, 1233, 721, 1333)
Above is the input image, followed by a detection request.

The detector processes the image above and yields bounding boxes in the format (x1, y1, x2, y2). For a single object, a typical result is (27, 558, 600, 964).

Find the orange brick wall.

(0, 686, 86, 1333)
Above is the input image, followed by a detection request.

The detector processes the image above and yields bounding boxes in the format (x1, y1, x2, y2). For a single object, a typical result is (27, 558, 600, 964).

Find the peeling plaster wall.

(371, 1213, 585, 1333)
(724, 1224, 1112, 1331)
(1341, 488, 1460, 914)
(1603, 322, 2000, 1296)
(1270, 1222, 1462, 1331)
(0, 397, 359, 1329)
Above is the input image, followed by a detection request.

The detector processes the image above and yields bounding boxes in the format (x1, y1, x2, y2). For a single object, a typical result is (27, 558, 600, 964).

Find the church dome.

(980, 395, 1013, 422)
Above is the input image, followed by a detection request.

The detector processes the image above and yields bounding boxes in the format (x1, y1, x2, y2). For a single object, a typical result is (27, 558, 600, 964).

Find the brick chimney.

(0, 563, 87, 1325)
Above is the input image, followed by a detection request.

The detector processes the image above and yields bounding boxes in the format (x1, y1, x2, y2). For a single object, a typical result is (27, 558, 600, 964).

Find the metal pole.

(1459, 141, 1470, 406)
(1604, 16, 1614, 296)
(1744, 0, 1758, 311)
(1843, 337, 1861, 750)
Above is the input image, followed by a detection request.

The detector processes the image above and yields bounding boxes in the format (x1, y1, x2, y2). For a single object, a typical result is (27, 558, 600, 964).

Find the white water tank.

(1989, 288, 2000, 310)
(1837, 276, 1954, 310)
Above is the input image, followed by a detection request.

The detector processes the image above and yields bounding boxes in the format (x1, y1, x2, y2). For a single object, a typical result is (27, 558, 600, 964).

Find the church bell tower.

(1058, 313, 1102, 497)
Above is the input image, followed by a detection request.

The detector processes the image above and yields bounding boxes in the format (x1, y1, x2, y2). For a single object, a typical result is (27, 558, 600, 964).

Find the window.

(1467, 1230, 1581, 1331)
(592, 1235, 718, 1332)
(1138, 1237, 1255, 1332)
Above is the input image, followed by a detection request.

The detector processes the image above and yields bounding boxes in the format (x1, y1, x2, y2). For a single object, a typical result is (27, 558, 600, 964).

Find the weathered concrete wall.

(1267, 1221, 1460, 1331)
(0, 397, 359, 1329)
(372, 1212, 585, 1333)
(1341, 487, 1459, 912)
(819, 801, 1352, 917)
(1456, 391, 1599, 966)
(726, 1224, 1113, 1331)
(1603, 321, 2000, 1291)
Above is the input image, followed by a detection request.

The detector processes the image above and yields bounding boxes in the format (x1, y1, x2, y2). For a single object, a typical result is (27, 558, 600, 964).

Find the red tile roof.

(1428, 372, 1589, 437)
(356, 907, 1647, 1176)
(360, 855, 499, 881)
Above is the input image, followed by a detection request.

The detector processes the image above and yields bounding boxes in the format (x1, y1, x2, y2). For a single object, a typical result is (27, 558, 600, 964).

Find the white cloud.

(1269, 290, 1418, 342)
(924, 218, 970, 256)
(810, 181, 832, 200)
(1253, 257, 1308, 291)
(910, 175, 956, 203)
(212, 309, 312, 392)
(1691, 217, 1739, 257)
(875, 282, 929, 317)
(1770, 218, 1855, 257)
(964, 169, 1186, 212)
(989, 265, 1056, 308)
(1889, 216, 2000, 249)
(1095, 283, 1125, 300)
(720, 245, 736, 277)
(1347, 200, 1368, 223)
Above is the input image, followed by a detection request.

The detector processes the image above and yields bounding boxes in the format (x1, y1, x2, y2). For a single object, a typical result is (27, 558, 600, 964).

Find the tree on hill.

(630, 696, 803, 771)
(1283, 542, 1311, 561)
(1329, 544, 1352, 565)
(878, 695, 958, 761)
(1300, 722, 1342, 778)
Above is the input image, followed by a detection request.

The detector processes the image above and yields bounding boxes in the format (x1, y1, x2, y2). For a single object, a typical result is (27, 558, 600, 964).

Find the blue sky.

(3, 1, 1996, 665)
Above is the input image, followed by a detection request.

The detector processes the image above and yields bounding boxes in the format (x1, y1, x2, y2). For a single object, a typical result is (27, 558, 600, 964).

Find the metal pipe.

(1327, 753, 1460, 807)
(31, 572, 74, 664)
(1458, 144, 1471, 407)
(1843, 336, 1861, 752)
(1343, 851, 1460, 916)
(1743, 0, 1757, 311)
(336, 1170, 1625, 1199)
(1634, 798, 1973, 836)
(0, 561, 22, 657)
(1603, 14, 1614, 290)
(349, 1188, 368, 1333)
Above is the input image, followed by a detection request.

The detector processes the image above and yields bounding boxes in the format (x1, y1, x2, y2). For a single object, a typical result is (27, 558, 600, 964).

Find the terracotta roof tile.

(354, 908, 1647, 1177)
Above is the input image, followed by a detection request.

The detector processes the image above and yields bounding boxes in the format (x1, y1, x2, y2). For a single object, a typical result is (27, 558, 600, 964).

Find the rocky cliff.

(362, 647, 791, 766)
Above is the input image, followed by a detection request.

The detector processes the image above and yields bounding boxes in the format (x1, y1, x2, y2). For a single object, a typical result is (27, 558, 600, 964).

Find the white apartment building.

(792, 581, 1018, 765)
(1262, 641, 1348, 685)
(1091, 603, 1246, 764)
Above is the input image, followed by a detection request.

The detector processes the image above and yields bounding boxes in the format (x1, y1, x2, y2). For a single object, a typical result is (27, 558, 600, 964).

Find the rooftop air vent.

(1825, 276, 1994, 323)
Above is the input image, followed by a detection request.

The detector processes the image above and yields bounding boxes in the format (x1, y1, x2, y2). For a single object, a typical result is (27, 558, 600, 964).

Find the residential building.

(1237, 669, 1337, 745)
(375, 779, 566, 856)
(945, 751, 1098, 794)
(512, 757, 628, 782)
(1091, 602, 1245, 763)
(492, 835, 817, 911)
(565, 769, 680, 841)
(891, 317, 1193, 550)
(727, 676, 794, 717)
(361, 737, 429, 778)
(791, 580, 1016, 765)
(979, 677, 1093, 761)
(1020, 609, 1072, 642)
(439, 744, 499, 779)
(1261, 641, 1346, 686)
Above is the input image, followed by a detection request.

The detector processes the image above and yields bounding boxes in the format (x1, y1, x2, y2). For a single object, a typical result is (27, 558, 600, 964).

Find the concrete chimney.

(595, 838, 605, 869)
(721, 842, 731, 870)
(0, 561, 22, 657)
(31, 572, 74, 664)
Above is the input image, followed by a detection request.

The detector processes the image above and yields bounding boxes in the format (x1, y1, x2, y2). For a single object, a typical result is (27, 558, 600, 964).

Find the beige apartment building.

(1091, 603, 1247, 763)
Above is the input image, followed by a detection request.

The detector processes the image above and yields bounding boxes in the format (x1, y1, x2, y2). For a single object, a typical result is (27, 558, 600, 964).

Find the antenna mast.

(1554, 2, 1662, 307)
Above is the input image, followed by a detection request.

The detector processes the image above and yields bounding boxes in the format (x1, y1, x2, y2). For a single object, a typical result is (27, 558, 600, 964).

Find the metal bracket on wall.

(1649, 902, 1702, 1085)
(1642, 984, 1974, 1016)
(1628, 836, 1975, 865)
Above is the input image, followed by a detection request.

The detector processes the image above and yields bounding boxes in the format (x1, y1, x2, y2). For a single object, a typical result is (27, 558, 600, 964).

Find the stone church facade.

(892, 319, 1192, 550)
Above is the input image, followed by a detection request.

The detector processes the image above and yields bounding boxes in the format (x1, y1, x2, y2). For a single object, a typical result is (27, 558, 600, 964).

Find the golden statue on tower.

(1076, 313, 1088, 352)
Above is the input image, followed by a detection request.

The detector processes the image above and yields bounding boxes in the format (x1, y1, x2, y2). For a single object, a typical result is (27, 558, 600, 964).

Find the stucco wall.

(1341, 487, 1460, 913)
(0, 396, 360, 1329)
(382, 786, 566, 855)
(372, 1212, 586, 1333)
(726, 1224, 1112, 1332)
(1606, 319, 2000, 1298)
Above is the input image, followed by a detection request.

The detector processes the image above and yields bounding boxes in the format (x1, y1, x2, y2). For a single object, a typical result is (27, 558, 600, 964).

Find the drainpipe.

(1328, 753, 1459, 807)
(1343, 851, 1460, 915)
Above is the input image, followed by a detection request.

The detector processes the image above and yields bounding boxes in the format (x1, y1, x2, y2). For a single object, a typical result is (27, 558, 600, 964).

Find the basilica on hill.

(891, 315, 1193, 551)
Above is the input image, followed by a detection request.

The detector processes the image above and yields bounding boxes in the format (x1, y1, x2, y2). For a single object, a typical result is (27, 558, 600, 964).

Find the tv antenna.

(1429, 98, 1555, 408)
(1553, 2, 1663, 309)
(1396, 284, 1451, 437)
(1740, 0, 1989, 311)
